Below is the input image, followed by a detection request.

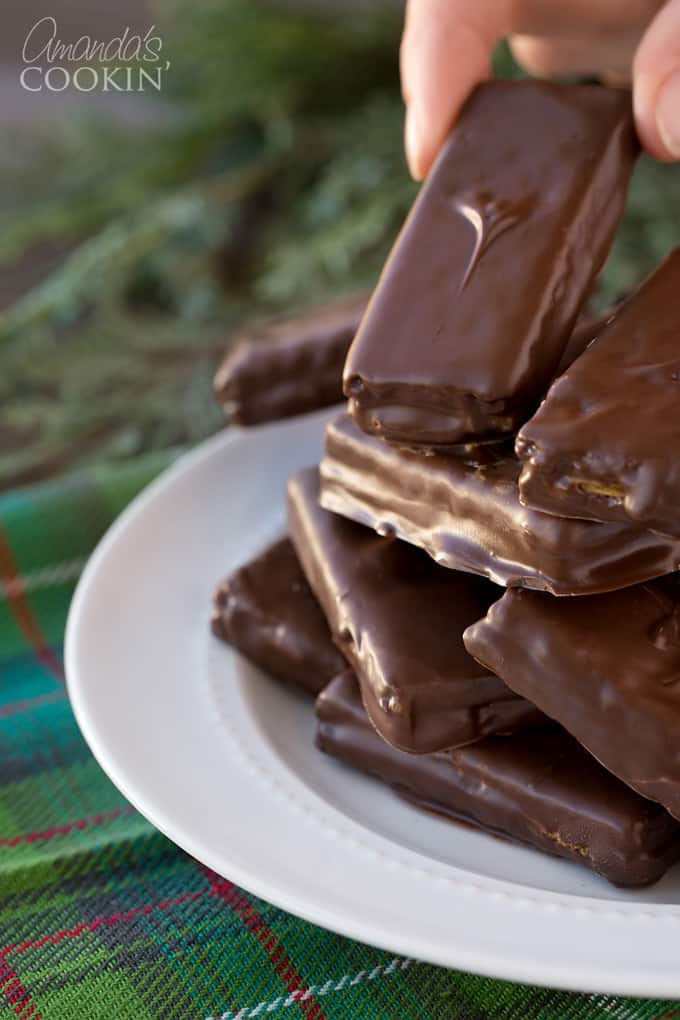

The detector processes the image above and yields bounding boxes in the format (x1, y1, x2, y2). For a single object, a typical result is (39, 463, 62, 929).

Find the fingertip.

(401, 1, 501, 181)
(405, 104, 444, 180)
(654, 70, 680, 160)
(509, 35, 556, 78)
(634, 70, 680, 162)
(633, 0, 680, 161)
(404, 104, 426, 181)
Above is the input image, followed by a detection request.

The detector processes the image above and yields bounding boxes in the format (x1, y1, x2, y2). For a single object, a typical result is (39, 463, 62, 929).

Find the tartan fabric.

(0, 455, 678, 1020)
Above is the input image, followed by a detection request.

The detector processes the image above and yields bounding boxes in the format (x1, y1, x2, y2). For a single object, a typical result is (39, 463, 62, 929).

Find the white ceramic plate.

(66, 408, 680, 999)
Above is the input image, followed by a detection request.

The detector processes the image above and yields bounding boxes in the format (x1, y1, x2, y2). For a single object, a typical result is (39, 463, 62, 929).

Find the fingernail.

(656, 70, 680, 159)
(405, 105, 424, 180)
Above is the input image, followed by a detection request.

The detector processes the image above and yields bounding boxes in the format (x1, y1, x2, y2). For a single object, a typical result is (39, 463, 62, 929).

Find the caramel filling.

(569, 477, 626, 503)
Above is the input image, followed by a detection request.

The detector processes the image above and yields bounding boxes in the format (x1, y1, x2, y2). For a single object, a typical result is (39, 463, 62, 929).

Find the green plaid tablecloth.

(0, 453, 678, 1020)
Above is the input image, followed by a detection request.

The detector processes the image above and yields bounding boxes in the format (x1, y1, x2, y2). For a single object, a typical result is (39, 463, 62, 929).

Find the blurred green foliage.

(1, 2, 678, 488)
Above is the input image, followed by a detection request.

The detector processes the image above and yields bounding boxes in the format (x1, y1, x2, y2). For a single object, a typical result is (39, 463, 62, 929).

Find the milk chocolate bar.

(463, 577, 680, 820)
(319, 414, 680, 596)
(288, 468, 542, 753)
(517, 249, 680, 538)
(211, 537, 346, 696)
(214, 291, 368, 424)
(316, 672, 680, 887)
(343, 81, 637, 447)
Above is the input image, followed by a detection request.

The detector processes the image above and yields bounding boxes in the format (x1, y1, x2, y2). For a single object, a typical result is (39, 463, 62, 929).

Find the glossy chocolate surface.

(316, 672, 680, 887)
(343, 81, 637, 446)
(319, 414, 680, 596)
(288, 467, 542, 753)
(463, 577, 680, 820)
(211, 537, 346, 696)
(214, 291, 368, 425)
(555, 305, 618, 376)
(518, 249, 680, 538)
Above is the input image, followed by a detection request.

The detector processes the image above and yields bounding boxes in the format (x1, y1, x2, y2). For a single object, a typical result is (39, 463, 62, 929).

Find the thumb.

(401, 0, 510, 180)
(634, 0, 680, 160)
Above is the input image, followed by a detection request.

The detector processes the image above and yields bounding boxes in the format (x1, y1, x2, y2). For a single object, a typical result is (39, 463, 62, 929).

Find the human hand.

(401, 0, 680, 179)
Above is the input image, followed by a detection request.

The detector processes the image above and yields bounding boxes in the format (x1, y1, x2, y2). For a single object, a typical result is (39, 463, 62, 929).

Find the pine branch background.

(1, 0, 678, 490)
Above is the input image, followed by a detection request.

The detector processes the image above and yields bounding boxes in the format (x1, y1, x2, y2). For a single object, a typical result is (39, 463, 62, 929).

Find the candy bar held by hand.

(343, 81, 637, 448)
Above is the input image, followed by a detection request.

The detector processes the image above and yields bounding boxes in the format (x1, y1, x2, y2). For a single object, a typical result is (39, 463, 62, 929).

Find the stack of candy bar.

(211, 79, 680, 888)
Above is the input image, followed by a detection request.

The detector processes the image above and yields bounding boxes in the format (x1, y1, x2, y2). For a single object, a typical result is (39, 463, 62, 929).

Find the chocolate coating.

(211, 537, 346, 696)
(316, 672, 680, 888)
(343, 81, 637, 447)
(288, 467, 542, 753)
(555, 305, 618, 376)
(214, 291, 368, 424)
(463, 577, 680, 821)
(518, 249, 680, 538)
(319, 414, 680, 596)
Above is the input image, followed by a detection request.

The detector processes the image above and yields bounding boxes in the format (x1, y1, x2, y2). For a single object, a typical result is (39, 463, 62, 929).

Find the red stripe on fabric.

(0, 806, 136, 848)
(0, 958, 42, 1019)
(0, 530, 64, 680)
(0, 871, 324, 986)
(201, 866, 328, 1020)
(0, 889, 209, 958)
(0, 689, 66, 720)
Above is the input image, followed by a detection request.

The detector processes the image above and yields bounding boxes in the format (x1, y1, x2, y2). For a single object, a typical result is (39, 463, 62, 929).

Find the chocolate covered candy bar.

(214, 291, 368, 424)
(463, 577, 680, 820)
(555, 305, 618, 376)
(319, 414, 680, 596)
(212, 537, 346, 696)
(517, 250, 680, 538)
(288, 468, 541, 753)
(316, 672, 680, 888)
(343, 81, 637, 447)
